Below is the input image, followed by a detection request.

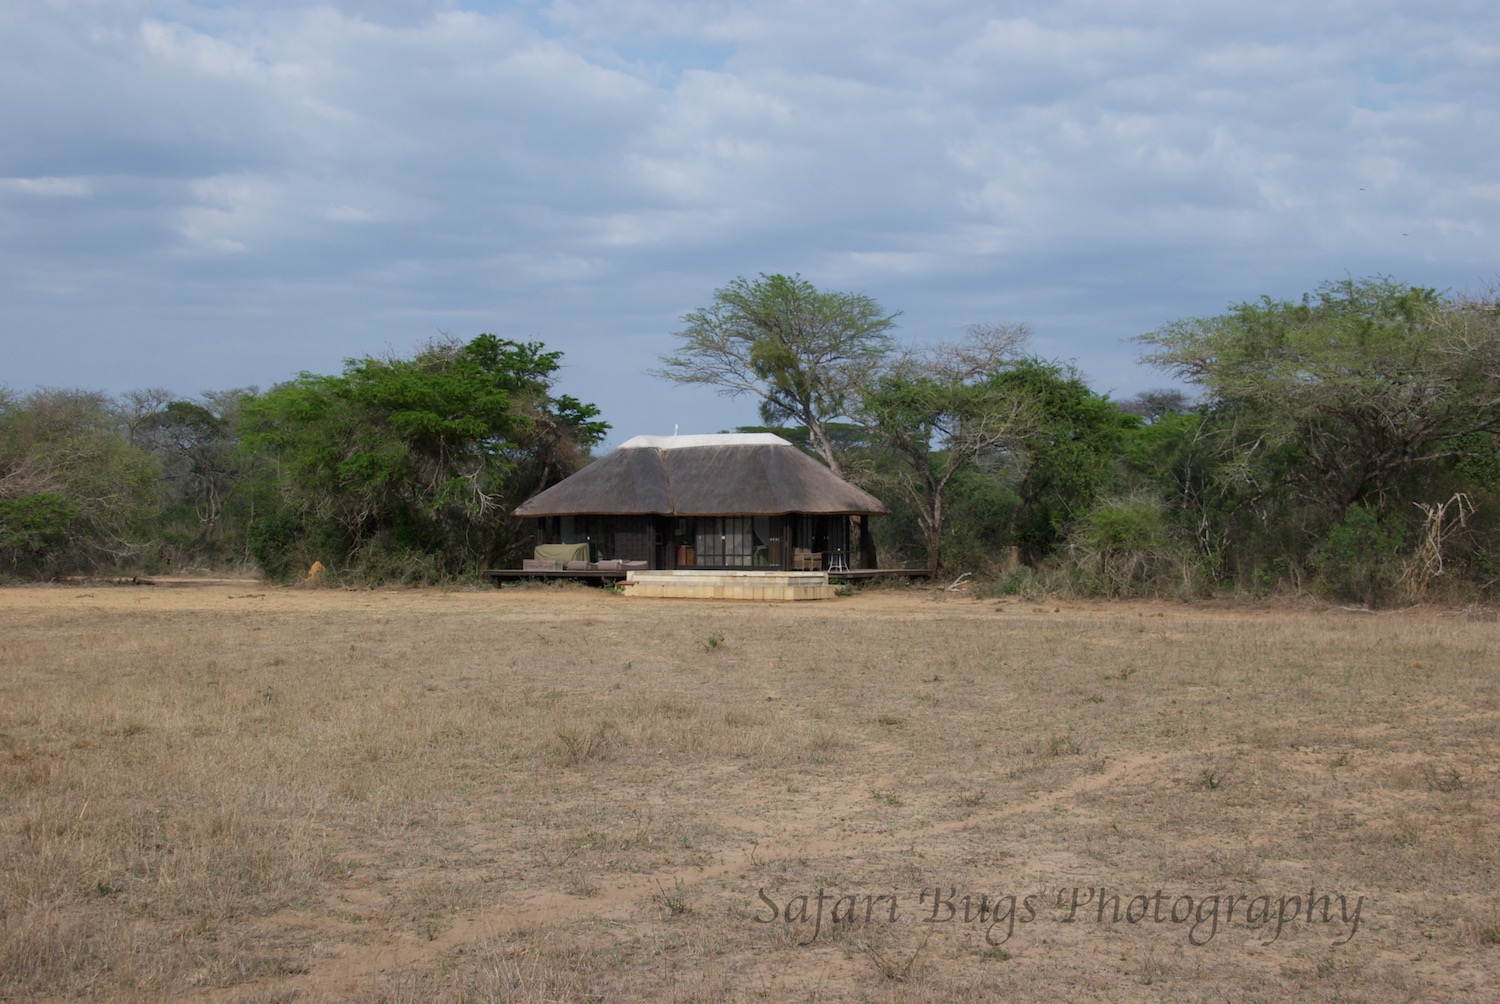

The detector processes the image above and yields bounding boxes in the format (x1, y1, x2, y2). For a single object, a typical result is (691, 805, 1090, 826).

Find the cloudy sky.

(3, 0, 1496, 445)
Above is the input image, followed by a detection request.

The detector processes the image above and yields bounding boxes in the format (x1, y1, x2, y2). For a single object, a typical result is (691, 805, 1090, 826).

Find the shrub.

(1312, 504, 1405, 605)
(0, 493, 76, 571)
(1071, 496, 1180, 597)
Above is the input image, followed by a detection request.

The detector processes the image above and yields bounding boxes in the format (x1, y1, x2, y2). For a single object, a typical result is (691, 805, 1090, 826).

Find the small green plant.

(704, 633, 725, 651)
(652, 878, 691, 916)
(1199, 769, 1222, 790)
(979, 945, 1012, 961)
(876, 713, 905, 726)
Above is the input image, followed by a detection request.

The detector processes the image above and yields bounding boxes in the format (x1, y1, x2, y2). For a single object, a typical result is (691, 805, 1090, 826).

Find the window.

(693, 517, 757, 566)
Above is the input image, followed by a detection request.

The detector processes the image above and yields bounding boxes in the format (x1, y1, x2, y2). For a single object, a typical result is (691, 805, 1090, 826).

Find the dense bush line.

(877, 278, 1500, 604)
(0, 335, 606, 584)
(5, 277, 1498, 601)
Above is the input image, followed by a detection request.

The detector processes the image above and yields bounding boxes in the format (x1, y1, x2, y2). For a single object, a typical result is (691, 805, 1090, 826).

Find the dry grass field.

(1, 577, 1497, 1002)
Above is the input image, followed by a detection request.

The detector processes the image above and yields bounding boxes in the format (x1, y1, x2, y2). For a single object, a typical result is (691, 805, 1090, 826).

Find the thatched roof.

(514, 433, 888, 517)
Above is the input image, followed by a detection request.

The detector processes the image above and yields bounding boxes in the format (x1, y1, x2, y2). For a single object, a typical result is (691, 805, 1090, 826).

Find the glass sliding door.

(692, 517, 757, 566)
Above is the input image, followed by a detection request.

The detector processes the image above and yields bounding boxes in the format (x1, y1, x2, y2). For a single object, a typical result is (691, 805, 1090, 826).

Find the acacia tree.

(239, 334, 607, 581)
(656, 273, 898, 475)
(1118, 388, 1192, 422)
(0, 388, 160, 573)
(857, 324, 1035, 574)
(131, 392, 259, 562)
(1136, 277, 1500, 597)
(1139, 277, 1500, 514)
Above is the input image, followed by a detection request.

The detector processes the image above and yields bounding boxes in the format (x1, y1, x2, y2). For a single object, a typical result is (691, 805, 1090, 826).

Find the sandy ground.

(2, 576, 1497, 1002)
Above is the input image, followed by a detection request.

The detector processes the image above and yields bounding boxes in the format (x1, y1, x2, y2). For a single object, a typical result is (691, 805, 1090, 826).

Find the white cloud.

(3, 176, 93, 197)
(139, 18, 267, 79)
(0, 0, 1497, 441)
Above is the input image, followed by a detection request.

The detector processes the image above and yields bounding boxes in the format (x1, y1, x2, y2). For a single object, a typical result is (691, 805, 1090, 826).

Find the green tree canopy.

(240, 334, 607, 581)
(1139, 276, 1500, 512)
(0, 387, 159, 574)
(657, 273, 898, 475)
(988, 359, 1141, 564)
(857, 325, 1035, 574)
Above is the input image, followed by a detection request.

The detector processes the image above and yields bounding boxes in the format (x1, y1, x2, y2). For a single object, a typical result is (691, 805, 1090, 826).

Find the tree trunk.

(926, 493, 943, 575)
(805, 418, 842, 478)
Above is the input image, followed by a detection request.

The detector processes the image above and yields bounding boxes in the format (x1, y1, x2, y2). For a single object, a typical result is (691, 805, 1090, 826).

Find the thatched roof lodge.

(512, 433, 887, 572)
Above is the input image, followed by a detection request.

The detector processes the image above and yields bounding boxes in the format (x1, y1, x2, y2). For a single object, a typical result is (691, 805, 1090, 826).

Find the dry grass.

(2, 579, 1498, 1002)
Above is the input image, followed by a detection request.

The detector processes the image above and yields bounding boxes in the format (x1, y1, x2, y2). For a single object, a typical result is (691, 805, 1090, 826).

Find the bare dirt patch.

(2, 578, 1497, 1001)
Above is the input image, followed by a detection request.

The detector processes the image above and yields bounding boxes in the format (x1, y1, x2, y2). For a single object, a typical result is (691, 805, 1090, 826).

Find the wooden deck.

(483, 567, 931, 586)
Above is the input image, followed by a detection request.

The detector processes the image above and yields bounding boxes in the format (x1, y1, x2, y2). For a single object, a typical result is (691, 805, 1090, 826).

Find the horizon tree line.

(4, 273, 1498, 603)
